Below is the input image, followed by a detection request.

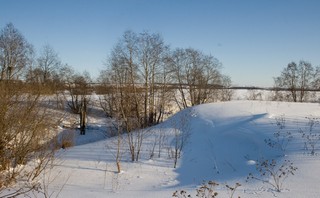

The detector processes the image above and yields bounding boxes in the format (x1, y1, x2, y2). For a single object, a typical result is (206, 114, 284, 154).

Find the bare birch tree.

(0, 23, 33, 80)
(136, 31, 169, 126)
(99, 30, 171, 162)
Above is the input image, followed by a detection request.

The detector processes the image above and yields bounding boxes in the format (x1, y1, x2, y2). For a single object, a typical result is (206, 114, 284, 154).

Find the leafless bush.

(148, 133, 158, 160)
(169, 109, 192, 168)
(173, 181, 219, 198)
(37, 154, 70, 198)
(106, 119, 126, 173)
(225, 183, 241, 198)
(173, 181, 241, 198)
(148, 125, 168, 159)
(0, 81, 58, 197)
(247, 159, 297, 192)
(59, 130, 75, 149)
(299, 117, 320, 155)
(264, 115, 293, 153)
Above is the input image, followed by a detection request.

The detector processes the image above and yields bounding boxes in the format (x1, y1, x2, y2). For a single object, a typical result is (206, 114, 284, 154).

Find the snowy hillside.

(43, 101, 320, 198)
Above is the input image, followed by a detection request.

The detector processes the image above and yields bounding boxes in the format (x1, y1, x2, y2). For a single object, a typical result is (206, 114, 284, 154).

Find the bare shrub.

(264, 115, 293, 153)
(148, 127, 168, 159)
(225, 183, 241, 198)
(299, 116, 320, 155)
(170, 109, 192, 168)
(173, 181, 219, 198)
(173, 181, 241, 198)
(106, 119, 126, 173)
(59, 130, 75, 149)
(0, 81, 58, 197)
(247, 159, 297, 192)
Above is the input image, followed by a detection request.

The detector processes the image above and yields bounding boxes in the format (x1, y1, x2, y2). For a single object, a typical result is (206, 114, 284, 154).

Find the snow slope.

(43, 101, 320, 198)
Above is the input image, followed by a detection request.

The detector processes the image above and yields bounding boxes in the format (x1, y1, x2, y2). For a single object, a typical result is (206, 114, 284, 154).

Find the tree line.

(97, 30, 233, 130)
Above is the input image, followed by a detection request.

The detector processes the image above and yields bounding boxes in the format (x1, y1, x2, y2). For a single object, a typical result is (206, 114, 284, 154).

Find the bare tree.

(136, 31, 169, 126)
(167, 48, 190, 109)
(0, 23, 33, 80)
(153, 62, 175, 123)
(35, 44, 61, 85)
(168, 48, 223, 109)
(312, 66, 320, 89)
(97, 70, 117, 118)
(63, 65, 91, 134)
(219, 75, 234, 101)
(273, 60, 314, 102)
(298, 61, 314, 102)
(99, 30, 171, 161)
(106, 40, 141, 161)
(66, 70, 91, 112)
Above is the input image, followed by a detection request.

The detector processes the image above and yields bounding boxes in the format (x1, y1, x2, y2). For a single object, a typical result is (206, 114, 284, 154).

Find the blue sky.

(1, 0, 320, 87)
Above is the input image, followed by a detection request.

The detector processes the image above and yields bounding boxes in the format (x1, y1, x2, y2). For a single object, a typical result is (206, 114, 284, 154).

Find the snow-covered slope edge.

(174, 101, 320, 197)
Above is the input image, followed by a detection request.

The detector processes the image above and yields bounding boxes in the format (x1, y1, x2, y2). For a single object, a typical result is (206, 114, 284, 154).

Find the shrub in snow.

(173, 181, 219, 198)
(247, 159, 297, 192)
(299, 117, 320, 155)
(264, 115, 293, 153)
(172, 190, 191, 198)
(173, 181, 241, 198)
(58, 130, 75, 149)
(0, 78, 59, 197)
(169, 109, 192, 168)
(195, 181, 219, 198)
(225, 183, 241, 198)
(148, 127, 168, 159)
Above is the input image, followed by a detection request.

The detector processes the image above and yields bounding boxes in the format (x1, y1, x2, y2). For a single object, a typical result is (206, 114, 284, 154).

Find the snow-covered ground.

(39, 100, 320, 198)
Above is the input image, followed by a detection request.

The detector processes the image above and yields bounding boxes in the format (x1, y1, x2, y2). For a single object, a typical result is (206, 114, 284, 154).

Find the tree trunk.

(80, 98, 86, 135)
(116, 161, 121, 173)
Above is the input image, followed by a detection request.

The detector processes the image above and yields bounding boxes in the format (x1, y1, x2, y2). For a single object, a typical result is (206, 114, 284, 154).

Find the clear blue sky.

(1, 0, 320, 87)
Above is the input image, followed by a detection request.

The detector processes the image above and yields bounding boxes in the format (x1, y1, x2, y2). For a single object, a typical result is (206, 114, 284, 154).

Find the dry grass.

(60, 130, 75, 149)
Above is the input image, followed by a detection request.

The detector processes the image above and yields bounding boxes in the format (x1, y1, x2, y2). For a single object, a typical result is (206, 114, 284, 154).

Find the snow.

(35, 100, 320, 197)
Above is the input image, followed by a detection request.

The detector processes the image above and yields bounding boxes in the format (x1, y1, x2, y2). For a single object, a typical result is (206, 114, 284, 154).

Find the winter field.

(8, 92, 320, 198)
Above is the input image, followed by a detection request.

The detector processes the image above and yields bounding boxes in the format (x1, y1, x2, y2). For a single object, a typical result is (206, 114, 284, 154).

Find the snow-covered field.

(40, 100, 320, 198)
